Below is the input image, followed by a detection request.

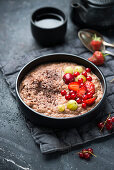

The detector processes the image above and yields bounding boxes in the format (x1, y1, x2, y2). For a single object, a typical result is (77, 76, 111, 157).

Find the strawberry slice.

(77, 87, 87, 98)
(85, 81, 95, 94)
(68, 82, 80, 92)
(83, 98, 96, 106)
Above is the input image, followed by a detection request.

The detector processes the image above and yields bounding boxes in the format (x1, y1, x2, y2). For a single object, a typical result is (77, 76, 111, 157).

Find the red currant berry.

(65, 94, 71, 100)
(87, 92, 93, 99)
(74, 72, 80, 77)
(76, 98, 82, 104)
(86, 68, 91, 73)
(61, 90, 67, 96)
(82, 71, 87, 77)
(63, 73, 74, 84)
(79, 152, 84, 158)
(106, 123, 113, 130)
(111, 116, 114, 122)
(87, 148, 93, 153)
(82, 149, 87, 153)
(82, 103, 86, 109)
(87, 76, 92, 81)
(107, 118, 112, 124)
(84, 153, 91, 159)
(82, 95, 88, 100)
(69, 90, 75, 96)
(98, 122, 104, 129)
(70, 93, 77, 100)
(78, 78, 83, 83)
(80, 83, 84, 87)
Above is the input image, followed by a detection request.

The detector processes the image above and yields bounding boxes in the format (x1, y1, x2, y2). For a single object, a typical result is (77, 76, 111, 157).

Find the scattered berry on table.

(106, 123, 113, 130)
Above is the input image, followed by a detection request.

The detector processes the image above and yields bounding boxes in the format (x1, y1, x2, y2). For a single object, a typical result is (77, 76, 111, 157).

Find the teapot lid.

(86, 0, 114, 6)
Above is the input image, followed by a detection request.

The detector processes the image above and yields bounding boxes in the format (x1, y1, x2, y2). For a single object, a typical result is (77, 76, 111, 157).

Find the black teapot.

(70, 0, 114, 29)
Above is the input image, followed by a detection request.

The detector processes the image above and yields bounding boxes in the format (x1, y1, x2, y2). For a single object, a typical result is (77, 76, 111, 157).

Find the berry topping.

(75, 75, 86, 83)
(84, 97, 96, 106)
(82, 71, 87, 77)
(82, 103, 86, 109)
(74, 66, 84, 73)
(78, 78, 83, 84)
(67, 100, 78, 111)
(77, 87, 87, 98)
(87, 92, 93, 99)
(80, 83, 84, 87)
(64, 66, 73, 74)
(85, 81, 95, 94)
(87, 76, 92, 81)
(63, 73, 74, 84)
(82, 95, 88, 100)
(61, 90, 67, 96)
(76, 98, 82, 104)
(70, 93, 77, 100)
(69, 90, 75, 96)
(65, 94, 71, 100)
(58, 105, 65, 112)
(74, 72, 80, 77)
(86, 68, 91, 73)
(79, 152, 84, 158)
(78, 78, 84, 83)
(68, 82, 80, 92)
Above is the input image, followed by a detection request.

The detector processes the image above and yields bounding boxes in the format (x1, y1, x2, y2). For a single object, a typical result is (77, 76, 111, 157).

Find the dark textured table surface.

(0, 0, 114, 170)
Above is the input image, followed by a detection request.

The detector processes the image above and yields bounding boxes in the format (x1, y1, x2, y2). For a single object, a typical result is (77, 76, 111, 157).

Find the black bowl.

(31, 7, 67, 46)
(16, 53, 107, 128)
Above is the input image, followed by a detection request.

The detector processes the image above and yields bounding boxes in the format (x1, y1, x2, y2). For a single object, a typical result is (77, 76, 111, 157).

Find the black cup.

(31, 7, 67, 46)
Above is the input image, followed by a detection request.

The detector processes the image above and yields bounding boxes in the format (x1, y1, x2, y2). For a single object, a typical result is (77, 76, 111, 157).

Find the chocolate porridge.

(19, 62, 103, 118)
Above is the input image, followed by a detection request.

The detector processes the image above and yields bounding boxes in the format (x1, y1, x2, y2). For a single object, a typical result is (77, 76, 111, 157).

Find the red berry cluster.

(98, 114, 114, 131)
(61, 90, 77, 100)
(78, 148, 95, 160)
(61, 68, 96, 109)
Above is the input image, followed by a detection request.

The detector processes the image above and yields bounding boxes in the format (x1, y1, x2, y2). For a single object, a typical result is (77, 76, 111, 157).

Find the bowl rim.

(16, 53, 107, 120)
(31, 6, 67, 30)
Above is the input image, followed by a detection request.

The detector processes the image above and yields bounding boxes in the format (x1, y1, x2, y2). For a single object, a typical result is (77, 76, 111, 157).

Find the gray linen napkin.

(0, 38, 114, 154)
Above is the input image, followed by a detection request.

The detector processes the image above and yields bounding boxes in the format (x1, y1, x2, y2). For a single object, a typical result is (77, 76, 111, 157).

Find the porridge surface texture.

(19, 62, 103, 118)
